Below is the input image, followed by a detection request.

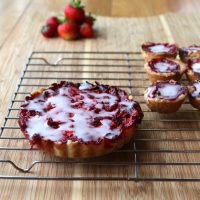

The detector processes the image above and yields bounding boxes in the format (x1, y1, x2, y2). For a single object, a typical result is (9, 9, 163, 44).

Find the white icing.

(150, 45, 170, 53)
(192, 63, 200, 74)
(154, 62, 177, 72)
(192, 82, 200, 97)
(79, 82, 92, 90)
(24, 86, 135, 142)
(188, 46, 200, 51)
(158, 84, 181, 98)
(145, 83, 183, 100)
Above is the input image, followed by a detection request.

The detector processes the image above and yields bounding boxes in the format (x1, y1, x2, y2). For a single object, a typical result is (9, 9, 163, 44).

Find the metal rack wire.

(0, 51, 200, 181)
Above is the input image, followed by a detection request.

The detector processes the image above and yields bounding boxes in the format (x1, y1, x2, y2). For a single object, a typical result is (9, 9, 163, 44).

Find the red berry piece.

(57, 21, 79, 40)
(84, 15, 95, 26)
(80, 23, 93, 38)
(47, 118, 64, 129)
(41, 24, 57, 38)
(64, 0, 85, 23)
(47, 16, 60, 29)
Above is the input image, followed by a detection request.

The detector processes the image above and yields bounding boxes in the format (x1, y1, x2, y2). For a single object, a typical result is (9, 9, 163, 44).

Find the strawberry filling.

(148, 58, 180, 73)
(18, 81, 143, 146)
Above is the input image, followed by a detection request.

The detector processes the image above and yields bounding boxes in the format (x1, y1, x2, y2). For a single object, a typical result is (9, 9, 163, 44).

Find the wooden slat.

(0, 0, 31, 48)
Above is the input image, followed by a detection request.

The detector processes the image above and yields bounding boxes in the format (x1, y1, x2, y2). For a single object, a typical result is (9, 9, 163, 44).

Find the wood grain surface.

(83, 0, 200, 17)
(0, 0, 200, 199)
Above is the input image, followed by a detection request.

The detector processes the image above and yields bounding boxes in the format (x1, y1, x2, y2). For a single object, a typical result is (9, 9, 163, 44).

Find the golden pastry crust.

(141, 42, 178, 62)
(19, 82, 143, 158)
(144, 58, 186, 83)
(145, 94, 186, 113)
(32, 126, 136, 158)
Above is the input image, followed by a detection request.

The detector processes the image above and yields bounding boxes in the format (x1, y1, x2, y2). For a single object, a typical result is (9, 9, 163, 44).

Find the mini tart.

(179, 45, 200, 63)
(141, 42, 178, 61)
(188, 80, 200, 110)
(18, 81, 143, 158)
(144, 80, 187, 113)
(144, 58, 186, 83)
(186, 59, 200, 82)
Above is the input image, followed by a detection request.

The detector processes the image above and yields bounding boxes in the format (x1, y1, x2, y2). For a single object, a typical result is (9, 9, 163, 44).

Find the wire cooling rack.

(0, 51, 200, 181)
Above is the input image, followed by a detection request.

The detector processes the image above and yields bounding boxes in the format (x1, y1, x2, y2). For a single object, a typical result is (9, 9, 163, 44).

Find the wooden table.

(0, 0, 200, 199)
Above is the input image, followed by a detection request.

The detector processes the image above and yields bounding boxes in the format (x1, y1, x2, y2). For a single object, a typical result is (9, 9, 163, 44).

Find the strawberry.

(80, 23, 93, 38)
(41, 24, 57, 38)
(57, 21, 79, 40)
(64, 0, 85, 23)
(84, 14, 95, 26)
(46, 16, 60, 29)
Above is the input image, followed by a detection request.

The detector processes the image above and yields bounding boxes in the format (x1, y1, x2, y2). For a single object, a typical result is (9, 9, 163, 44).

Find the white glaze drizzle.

(188, 46, 200, 51)
(79, 82, 92, 90)
(158, 84, 181, 98)
(153, 62, 177, 72)
(145, 83, 184, 100)
(24, 83, 135, 142)
(192, 63, 200, 74)
(149, 45, 170, 53)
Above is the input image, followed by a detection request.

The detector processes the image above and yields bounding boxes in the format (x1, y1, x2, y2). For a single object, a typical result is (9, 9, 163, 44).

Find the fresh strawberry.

(41, 24, 57, 38)
(80, 23, 93, 38)
(57, 21, 79, 40)
(84, 14, 95, 26)
(46, 16, 60, 29)
(64, 0, 85, 23)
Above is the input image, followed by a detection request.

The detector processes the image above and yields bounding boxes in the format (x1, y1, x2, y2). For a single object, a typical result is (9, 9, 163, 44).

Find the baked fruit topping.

(188, 80, 200, 110)
(179, 45, 200, 63)
(144, 58, 186, 82)
(18, 81, 143, 158)
(144, 80, 187, 113)
(141, 42, 178, 61)
(186, 59, 200, 81)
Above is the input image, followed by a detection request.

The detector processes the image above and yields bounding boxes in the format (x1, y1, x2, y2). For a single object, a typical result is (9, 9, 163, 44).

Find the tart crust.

(141, 42, 178, 62)
(31, 126, 136, 158)
(19, 82, 143, 158)
(144, 58, 186, 83)
(145, 93, 186, 113)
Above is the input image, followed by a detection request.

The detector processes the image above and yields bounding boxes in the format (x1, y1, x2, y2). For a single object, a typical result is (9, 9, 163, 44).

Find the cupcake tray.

(0, 51, 200, 181)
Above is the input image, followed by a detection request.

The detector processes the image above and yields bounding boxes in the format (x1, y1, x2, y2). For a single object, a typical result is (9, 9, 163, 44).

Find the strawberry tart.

(141, 42, 178, 61)
(18, 81, 143, 158)
(179, 45, 200, 63)
(144, 58, 186, 82)
(144, 80, 187, 113)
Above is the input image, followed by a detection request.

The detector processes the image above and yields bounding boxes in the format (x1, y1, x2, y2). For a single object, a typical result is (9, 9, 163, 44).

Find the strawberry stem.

(71, 0, 83, 8)
(88, 12, 96, 22)
(57, 15, 68, 24)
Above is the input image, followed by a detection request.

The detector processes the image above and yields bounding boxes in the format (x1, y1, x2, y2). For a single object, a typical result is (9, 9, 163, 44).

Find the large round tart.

(18, 81, 143, 158)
